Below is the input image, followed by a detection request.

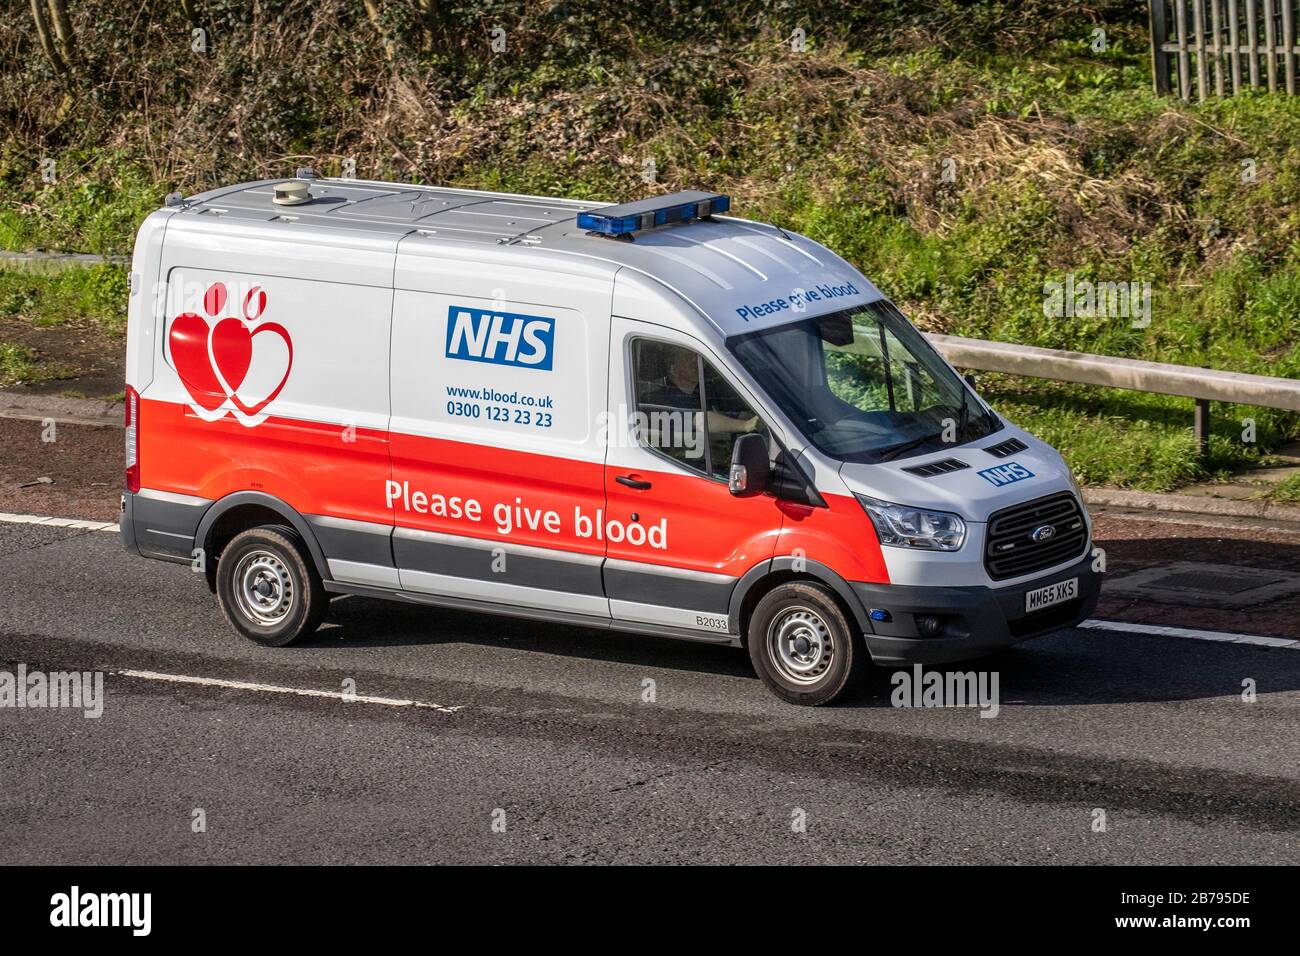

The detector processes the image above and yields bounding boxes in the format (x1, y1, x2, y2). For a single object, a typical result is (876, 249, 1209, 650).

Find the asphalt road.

(2, 521, 1298, 865)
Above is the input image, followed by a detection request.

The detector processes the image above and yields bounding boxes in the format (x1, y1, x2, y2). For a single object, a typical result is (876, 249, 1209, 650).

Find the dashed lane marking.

(1080, 619, 1300, 650)
(0, 512, 118, 531)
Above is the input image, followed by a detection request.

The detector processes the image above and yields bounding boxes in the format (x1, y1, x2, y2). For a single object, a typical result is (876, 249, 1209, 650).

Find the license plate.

(1025, 577, 1078, 613)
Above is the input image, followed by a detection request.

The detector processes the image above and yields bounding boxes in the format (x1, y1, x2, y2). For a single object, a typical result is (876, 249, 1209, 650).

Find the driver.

(650, 348, 759, 436)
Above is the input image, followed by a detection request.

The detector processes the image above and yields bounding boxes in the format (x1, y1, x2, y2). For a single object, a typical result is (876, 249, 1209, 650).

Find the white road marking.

(117, 669, 464, 713)
(0, 511, 118, 531)
(1080, 619, 1300, 649)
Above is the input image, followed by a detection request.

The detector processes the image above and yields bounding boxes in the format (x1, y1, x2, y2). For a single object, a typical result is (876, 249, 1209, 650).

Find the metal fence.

(1150, 0, 1299, 98)
(927, 333, 1300, 458)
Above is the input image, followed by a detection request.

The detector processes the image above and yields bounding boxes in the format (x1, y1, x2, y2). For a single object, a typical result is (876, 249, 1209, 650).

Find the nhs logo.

(445, 305, 555, 370)
(978, 461, 1035, 487)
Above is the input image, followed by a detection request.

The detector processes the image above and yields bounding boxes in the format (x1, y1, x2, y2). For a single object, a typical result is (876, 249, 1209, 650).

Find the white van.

(121, 176, 1099, 705)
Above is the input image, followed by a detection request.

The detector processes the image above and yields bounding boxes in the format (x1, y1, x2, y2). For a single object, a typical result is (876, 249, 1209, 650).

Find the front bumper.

(852, 552, 1100, 665)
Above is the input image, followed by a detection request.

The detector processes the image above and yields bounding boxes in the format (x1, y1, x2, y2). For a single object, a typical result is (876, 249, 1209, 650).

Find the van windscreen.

(728, 301, 1000, 464)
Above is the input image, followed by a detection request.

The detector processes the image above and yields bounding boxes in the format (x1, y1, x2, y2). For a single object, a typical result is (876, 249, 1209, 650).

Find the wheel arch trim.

(727, 556, 875, 637)
(194, 491, 332, 582)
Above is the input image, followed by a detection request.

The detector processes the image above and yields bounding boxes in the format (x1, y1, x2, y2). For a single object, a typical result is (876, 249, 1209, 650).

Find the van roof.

(172, 177, 881, 337)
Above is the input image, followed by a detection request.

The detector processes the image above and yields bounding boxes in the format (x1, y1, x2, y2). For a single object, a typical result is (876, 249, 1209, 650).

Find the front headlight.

(857, 495, 966, 551)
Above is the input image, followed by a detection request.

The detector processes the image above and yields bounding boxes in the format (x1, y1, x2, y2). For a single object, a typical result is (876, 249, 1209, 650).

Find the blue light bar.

(577, 190, 731, 236)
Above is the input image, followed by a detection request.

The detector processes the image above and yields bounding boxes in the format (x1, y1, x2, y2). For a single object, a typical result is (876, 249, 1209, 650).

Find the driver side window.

(702, 361, 768, 480)
(632, 338, 768, 480)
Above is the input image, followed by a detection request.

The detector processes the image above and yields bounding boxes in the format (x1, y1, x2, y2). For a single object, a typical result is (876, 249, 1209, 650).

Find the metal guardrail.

(0, 251, 129, 272)
(927, 333, 1300, 456)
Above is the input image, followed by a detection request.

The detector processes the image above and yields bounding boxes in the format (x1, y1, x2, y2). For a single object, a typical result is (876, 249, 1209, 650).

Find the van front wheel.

(748, 582, 865, 706)
(216, 526, 327, 647)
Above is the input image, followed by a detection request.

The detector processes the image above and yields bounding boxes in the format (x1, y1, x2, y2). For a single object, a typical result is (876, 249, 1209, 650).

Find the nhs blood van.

(121, 177, 1099, 705)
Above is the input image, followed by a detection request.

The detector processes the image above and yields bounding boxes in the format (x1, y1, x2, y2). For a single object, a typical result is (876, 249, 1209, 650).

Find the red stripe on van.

(139, 399, 392, 527)
(138, 397, 889, 585)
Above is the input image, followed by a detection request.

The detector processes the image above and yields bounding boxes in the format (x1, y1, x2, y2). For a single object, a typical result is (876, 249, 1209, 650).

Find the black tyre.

(747, 581, 866, 706)
(215, 526, 327, 647)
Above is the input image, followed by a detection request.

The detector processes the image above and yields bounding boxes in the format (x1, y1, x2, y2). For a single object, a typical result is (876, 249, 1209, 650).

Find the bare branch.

(362, 0, 395, 60)
(45, 0, 76, 66)
(29, 0, 67, 74)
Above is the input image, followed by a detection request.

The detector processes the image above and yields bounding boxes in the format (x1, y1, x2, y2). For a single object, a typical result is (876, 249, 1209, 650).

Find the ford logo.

(1030, 524, 1057, 542)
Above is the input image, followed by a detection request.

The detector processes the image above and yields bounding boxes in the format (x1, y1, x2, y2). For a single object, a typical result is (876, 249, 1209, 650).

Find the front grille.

(984, 491, 1088, 581)
(902, 457, 970, 477)
(984, 437, 1028, 458)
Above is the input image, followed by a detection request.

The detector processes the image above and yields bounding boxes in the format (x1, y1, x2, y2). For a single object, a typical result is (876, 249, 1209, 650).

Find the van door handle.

(616, 475, 653, 490)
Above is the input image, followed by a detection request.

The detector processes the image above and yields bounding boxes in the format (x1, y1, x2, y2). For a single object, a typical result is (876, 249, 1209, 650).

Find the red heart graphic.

(227, 322, 293, 417)
(212, 317, 253, 392)
(204, 282, 228, 317)
(168, 312, 225, 411)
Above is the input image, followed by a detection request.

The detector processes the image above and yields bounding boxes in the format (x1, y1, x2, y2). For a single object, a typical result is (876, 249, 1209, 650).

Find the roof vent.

(273, 180, 311, 205)
(296, 166, 318, 180)
(902, 458, 970, 478)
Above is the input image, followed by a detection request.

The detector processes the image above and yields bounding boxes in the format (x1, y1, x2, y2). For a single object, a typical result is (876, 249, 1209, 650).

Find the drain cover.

(1104, 562, 1300, 610)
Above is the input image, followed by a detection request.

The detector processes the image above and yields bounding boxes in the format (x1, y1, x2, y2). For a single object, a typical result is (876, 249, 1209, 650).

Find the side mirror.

(964, 373, 978, 390)
(729, 433, 771, 497)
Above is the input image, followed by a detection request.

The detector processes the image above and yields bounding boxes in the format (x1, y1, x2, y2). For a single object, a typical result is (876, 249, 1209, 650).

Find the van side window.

(632, 339, 767, 480)
(633, 340, 706, 471)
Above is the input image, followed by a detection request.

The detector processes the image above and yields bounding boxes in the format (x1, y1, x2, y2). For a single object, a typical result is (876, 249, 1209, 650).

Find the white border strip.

(1080, 619, 1300, 649)
(0, 512, 118, 531)
(117, 669, 463, 713)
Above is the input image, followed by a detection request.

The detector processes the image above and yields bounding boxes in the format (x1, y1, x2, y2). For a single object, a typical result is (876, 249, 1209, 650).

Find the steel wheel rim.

(233, 549, 294, 626)
(767, 605, 833, 685)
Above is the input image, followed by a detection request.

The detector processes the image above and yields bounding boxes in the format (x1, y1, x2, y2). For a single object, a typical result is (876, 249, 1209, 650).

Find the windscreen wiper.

(876, 430, 944, 462)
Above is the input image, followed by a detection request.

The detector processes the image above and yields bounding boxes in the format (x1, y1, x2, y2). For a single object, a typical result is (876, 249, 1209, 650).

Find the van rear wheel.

(216, 526, 327, 647)
(748, 581, 865, 706)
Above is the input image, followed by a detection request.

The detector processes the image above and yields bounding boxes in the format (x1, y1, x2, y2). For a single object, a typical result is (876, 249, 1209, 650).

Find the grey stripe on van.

(393, 526, 604, 596)
(307, 514, 395, 568)
(603, 557, 735, 615)
(296, 515, 737, 629)
(396, 527, 603, 565)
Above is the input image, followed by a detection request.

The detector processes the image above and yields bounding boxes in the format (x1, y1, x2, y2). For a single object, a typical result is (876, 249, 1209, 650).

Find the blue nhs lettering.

(445, 306, 555, 370)
(977, 461, 1035, 487)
